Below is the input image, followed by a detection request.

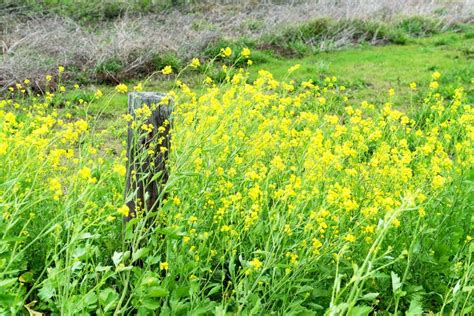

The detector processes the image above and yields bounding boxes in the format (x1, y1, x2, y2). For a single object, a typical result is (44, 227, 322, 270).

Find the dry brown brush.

(1, 0, 472, 91)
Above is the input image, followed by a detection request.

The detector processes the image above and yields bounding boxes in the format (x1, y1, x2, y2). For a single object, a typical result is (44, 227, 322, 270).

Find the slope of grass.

(252, 31, 473, 102)
(77, 30, 473, 123)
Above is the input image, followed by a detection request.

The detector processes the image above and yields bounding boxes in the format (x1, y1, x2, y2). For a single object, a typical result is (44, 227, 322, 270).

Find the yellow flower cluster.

(161, 65, 173, 75)
(1, 65, 472, 314)
(0, 94, 128, 237)
(166, 69, 472, 283)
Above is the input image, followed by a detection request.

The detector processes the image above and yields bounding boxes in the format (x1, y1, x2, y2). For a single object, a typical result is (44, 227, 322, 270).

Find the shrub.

(204, 38, 255, 60)
(263, 18, 408, 56)
(397, 16, 443, 37)
(152, 53, 184, 73)
(94, 58, 125, 83)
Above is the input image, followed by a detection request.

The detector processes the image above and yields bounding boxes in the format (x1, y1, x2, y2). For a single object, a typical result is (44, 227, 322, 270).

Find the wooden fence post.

(124, 92, 172, 221)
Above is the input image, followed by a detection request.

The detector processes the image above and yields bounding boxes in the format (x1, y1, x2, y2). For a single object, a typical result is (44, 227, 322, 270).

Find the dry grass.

(1, 0, 472, 90)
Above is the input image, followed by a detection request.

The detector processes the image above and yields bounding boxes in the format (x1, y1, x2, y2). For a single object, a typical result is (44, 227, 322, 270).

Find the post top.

(128, 91, 167, 99)
(128, 92, 172, 111)
(127, 91, 172, 118)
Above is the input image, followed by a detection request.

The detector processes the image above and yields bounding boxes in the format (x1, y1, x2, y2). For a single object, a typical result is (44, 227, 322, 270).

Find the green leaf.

(307, 303, 324, 310)
(84, 291, 97, 307)
(391, 271, 402, 293)
(141, 298, 162, 310)
(112, 251, 124, 266)
(148, 286, 169, 297)
(95, 265, 112, 272)
(360, 292, 379, 301)
(206, 284, 222, 296)
(348, 305, 373, 316)
(169, 298, 190, 314)
(77, 232, 94, 240)
(132, 247, 150, 263)
(249, 297, 261, 314)
(453, 281, 461, 294)
(19, 271, 34, 283)
(156, 227, 185, 239)
(172, 286, 190, 299)
(295, 285, 314, 295)
(99, 288, 119, 312)
(124, 221, 136, 240)
(38, 282, 55, 301)
(0, 278, 17, 288)
(406, 296, 423, 316)
(73, 247, 87, 259)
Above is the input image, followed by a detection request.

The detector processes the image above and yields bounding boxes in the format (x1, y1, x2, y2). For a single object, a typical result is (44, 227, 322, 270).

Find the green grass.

(58, 30, 472, 179)
(251, 31, 473, 102)
(53, 28, 473, 176)
(89, 31, 472, 114)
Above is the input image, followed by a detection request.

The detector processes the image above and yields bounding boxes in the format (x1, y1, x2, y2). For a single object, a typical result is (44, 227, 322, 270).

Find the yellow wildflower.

(115, 83, 128, 94)
(344, 234, 356, 242)
(432, 175, 446, 189)
(113, 164, 126, 177)
(430, 81, 439, 90)
(220, 47, 232, 57)
(0, 143, 7, 155)
(133, 83, 143, 92)
(288, 64, 301, 73)
(249, 258, 263, 270)
(191, 58, 201, 68)
(78, 166, 96, 183)
(160, 262, 169, 271)
(161, 65, 173, 75)
(392, 218, 401, 228)
(270, 155, 285, 171)
(117, 205, 130, 217)
(241, 47, 251, 58)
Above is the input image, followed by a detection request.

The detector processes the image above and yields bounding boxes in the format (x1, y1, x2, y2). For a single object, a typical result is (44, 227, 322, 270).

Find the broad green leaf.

(391, 271, 402, 293)
(148, 286, 169, 297)
(406, 296, 423, 316)
(348, 305, 373, 316)
(0, 278, 17, 288)
(172, 286, 190, 299)
(206, 284, 222, 296)
(361, 292, 379, 301)
(38, 283, 55, 301)
(132, 247, 150, 262)
(112, 251, 124, 266)
(84, 291, 97, 307)
(99, 288, 119, 312)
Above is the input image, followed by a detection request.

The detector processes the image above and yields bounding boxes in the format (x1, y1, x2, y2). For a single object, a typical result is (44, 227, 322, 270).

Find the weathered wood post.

(124, 92, 172, 221)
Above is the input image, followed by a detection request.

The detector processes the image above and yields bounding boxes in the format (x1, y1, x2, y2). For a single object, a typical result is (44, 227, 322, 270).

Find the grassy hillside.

(73, 30, 473, 121)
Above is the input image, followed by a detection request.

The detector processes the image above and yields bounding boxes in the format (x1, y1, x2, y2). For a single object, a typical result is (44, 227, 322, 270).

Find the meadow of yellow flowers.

(0, 49, 473, 315)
